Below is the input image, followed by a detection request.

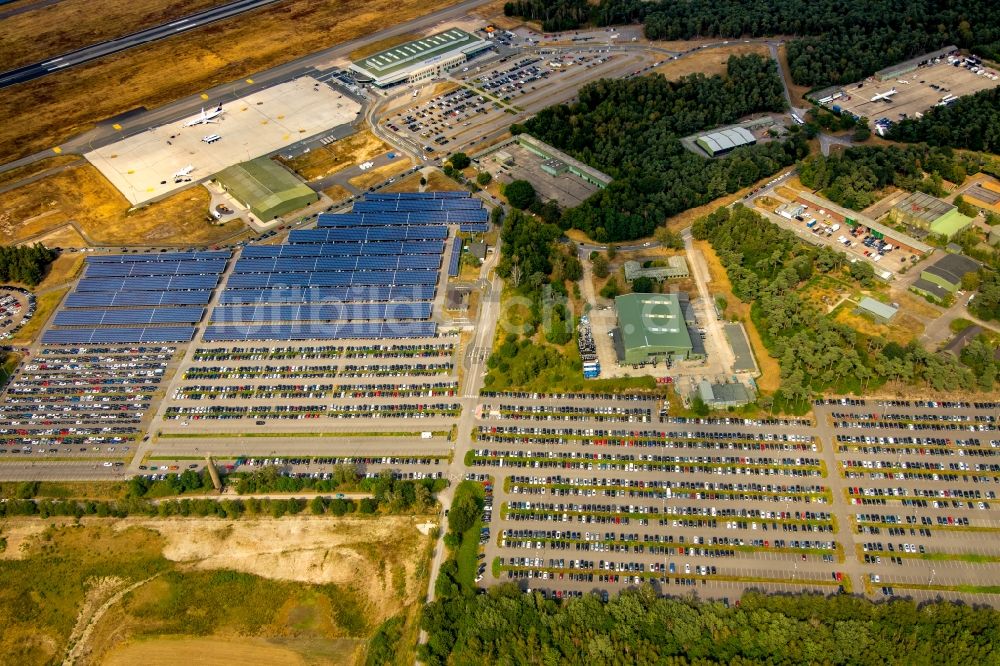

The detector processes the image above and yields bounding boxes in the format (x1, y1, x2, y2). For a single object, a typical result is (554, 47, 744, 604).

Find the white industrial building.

(349, 28, 490, 88)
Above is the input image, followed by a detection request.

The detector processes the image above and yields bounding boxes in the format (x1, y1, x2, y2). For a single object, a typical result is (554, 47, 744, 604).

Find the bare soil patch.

(348, 160, 413, 192)
(279, 131, 391, 181)
(654, 45, 769, 80)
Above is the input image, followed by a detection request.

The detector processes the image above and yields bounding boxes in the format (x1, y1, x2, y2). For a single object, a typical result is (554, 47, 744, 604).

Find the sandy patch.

(0, 521, 49, 559)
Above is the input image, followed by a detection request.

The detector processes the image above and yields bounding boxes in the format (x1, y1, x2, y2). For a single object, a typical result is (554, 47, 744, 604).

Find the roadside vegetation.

(692, 205, 996, 405)
(506, 0, 1000, 86)
(0, 244, 57, 286)
(420, 583, 1000, 664)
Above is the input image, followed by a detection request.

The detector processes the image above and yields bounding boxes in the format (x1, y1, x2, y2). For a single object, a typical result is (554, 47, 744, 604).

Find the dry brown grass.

(0, 0, 228, 70)
(0, 164, 247, 246)
(695, 239, 781, 392)
(775, 185, 800, 201)
(321, 183, 352, 202)
(0, 155, 82, 187)
(33, 224, 88, 249)
(653, 45, 769, 80)
(425, 170, 467, 192)
(348, 31, 422, 61)
(777, 44, 812, 106)
(347, 160, 413, 191)
(278, 131, 391, 181)
(0, 0, 458, 163)
(38, 253, 85, 289)
(381, 171, 423, 193)
(834, 303, 924, 345)
(755, 196, 779, 210)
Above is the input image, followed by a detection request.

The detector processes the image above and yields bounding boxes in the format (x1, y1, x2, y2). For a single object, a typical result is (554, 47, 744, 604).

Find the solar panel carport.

(225, 269, 439, 289)
(54, 306, 205, 326)
(233, 255, 440, 274)
(218, 284, 436, 304)
(289, 226, 448, 243)
(211, 302, 432, 322)
(202, 322, 437, 341)
(84, 259, 227, 278)
(42, 326, 196, 344)
(240, 241, 445, 258)
(64, 290, 213, 308)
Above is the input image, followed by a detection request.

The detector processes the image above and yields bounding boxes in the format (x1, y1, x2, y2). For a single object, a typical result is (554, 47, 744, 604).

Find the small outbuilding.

(856, 297, 899, 324)
(216, 158, 317, 222)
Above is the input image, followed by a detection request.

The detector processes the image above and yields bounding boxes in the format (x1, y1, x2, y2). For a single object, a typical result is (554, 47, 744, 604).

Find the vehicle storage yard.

(818, 56, 1000, 129)
(85, 78, 361, 205)
(3, 206, 1000, 604)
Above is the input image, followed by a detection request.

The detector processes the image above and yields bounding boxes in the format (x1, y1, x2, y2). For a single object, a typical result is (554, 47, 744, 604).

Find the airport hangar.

(349, 28, 491, 88)
(216, 158, 318, 222)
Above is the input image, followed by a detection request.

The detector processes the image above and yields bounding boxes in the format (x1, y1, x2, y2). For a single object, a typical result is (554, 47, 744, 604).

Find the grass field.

(0, 516, 432, 665)
(322, 184, 353, 203)
(0, 481, 128, 500)
(654, 44, 769, 80)
(0, 0, 457, 164)
(0, 352, 20, 387)
(8, 287, 65, 345)
(0, 164, 247, 247)
(348, 160, 413, 191)
(0, 0, 229, 70)
(278, 130, 390, 181)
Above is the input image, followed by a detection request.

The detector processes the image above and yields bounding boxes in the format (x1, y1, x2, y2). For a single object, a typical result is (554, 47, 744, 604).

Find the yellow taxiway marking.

(200, 93, 209, 100)
(246, 78, 254, 84)
(112, 123, 122, 131)
(52, 146, 62, 154)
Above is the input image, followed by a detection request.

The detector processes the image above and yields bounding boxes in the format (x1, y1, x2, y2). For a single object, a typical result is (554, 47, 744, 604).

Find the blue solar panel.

(85, 251, 230, 263)
(460, 223, 490, 233)
(202, 322, 436, 341)
(217, 285, 435, 304)
(84, 260, 227, 278)
(42, 326, 195, 344)
(288, 226, 447, 243)
(353, 198, 482, 212)
(317, 209, 487, 227)
(225, 269, 438, 289)
(448, 237, 462, 277)
(212, 302, 432, 322)
(75, 274, 221, 292)
(241, 240, 445, 257)
(234, 255, 440, 274)
(64, 290, 213, 308)
(366, 191, 470, 200)
(53, 307, 205, 326)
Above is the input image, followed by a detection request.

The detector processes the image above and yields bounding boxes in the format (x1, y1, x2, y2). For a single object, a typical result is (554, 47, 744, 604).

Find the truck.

(830, 223, 841, 232)
(806, 220, 817, 228)
(421, 431, 433, 439)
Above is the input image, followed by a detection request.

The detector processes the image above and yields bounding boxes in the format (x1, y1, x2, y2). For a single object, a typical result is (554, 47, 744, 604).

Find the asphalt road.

(0, 0, 282, 88)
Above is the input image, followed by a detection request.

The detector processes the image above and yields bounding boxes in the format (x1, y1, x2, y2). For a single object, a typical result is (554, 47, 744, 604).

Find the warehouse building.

(695, 127, 756, 157)
(889, 191, 974, 239)
(515, 134, 612, 188)
(623, 256, 689, 282)
(216, 158, 318, 222)
(855, 297, 899, 324)
(349, 28, 490, 88)
(911, 252, 980, 301)
(615, 293, 697, 364)
(694, 380, 754, 409)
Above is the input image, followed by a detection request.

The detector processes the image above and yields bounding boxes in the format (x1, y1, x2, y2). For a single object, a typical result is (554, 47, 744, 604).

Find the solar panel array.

(448, 237, 462, 277)
(203, 322, 437, 342)
(201, 192, 496, 341)
(42, 251, 229, 344)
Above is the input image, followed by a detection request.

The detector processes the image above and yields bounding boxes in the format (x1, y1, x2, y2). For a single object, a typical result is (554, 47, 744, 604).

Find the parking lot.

(0, 288, 34, 339)
(469, 392, 1000, 606)
(818, 55, 1000, 130)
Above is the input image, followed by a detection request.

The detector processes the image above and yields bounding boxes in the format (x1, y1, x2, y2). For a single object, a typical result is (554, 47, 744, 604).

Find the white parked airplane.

(183, 104, 224, 127)
(173, 165, 194, 180)
(870, 88, 898, 102)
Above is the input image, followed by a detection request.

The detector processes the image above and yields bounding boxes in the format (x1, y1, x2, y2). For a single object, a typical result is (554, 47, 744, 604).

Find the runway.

(0, 0, 280, 88)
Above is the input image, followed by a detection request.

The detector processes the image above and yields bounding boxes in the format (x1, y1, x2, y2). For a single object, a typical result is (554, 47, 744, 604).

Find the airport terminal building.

(349, 28, 490, 88)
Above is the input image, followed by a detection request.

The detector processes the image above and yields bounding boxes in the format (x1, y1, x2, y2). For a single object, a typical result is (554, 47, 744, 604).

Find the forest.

(0, 244, 57, 286)
(970, 270, 1000, 323)
(797, 144, 986, 210)
(504, 0, 1000, 86)
(889, 87, 1000, 154)
(420, 583, 1000, 665)
(522, 55, 805, 242)
(692, 205, 990, 403)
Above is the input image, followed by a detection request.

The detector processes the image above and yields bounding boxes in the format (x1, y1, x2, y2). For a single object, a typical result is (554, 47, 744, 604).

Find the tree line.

(520, 55, 803, 242)
(889, 87, 1000, 154)
(692, 205, 991, 404)
(504, 0, 1000, 86)
(420, 583, 999, 665)
(0, 243, 56, 286)
(798, 144, 986, 211)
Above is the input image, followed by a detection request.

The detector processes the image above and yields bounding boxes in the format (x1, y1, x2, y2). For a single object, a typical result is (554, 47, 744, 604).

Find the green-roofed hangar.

(615, 293, 700, 364)
(349, 28, 490, 88)
(216, 158, 318, 222)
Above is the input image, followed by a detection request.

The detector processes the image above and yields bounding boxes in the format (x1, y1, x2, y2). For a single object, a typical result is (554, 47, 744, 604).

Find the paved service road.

(0, 0, 282, 88)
